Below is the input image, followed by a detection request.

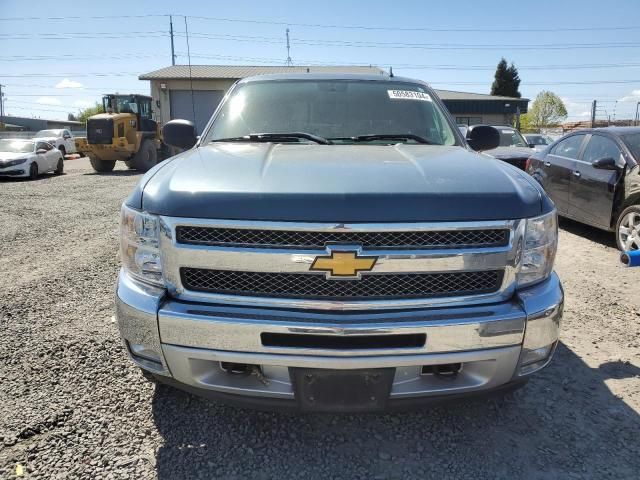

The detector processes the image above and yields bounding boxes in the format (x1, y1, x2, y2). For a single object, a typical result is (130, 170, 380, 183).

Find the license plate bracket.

(291, 368, 395, 412)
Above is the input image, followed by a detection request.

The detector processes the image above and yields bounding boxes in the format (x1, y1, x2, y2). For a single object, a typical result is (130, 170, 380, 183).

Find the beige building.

(139, 65, 528, 133)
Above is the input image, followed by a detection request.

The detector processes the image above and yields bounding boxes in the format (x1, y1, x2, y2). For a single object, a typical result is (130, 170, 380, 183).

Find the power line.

(0, 33, 168, 40)
(0, 30, 166, 36)
(0, 13, 638, 33)
(0, 72, 143, 77)
(4, 104, 74, 114)
(184, 15, 640, 33)
(174, 52, 640, 71)
(171, 31, 640, 50)
(428, 80, 640, 86)
(0, 53, 166, 62)
(0, 14, 168, 21)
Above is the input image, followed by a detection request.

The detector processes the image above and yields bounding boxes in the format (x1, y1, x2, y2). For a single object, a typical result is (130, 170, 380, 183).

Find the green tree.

(526, 91, 568, 129)
(76, 102, 103, 125)
(491, 58, 521, 98)
(518, 112, 533, 132)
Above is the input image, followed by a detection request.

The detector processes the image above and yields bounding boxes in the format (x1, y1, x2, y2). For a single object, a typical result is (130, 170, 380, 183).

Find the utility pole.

(591, 100, 597, 128)
(635, 101, 640, 126)
(285, 28, 292, 66)
(0, 84, 5, 119)
(169, 15, 176, 65)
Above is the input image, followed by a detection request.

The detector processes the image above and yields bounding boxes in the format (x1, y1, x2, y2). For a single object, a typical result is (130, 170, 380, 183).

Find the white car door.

(47, 146, 60, 171)
(34, 142, 49, 171)
(35, 142, 55, 172)
(63, 130, 75, 154)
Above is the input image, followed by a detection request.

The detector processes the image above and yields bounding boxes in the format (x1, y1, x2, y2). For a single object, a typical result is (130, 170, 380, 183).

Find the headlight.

(516, 210, 558, 288)
(4, 158, 28, 167)
(120, 204, 163, 286)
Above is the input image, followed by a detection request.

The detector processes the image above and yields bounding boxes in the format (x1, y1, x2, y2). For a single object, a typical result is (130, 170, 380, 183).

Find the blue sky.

(2, 0, 639, 122)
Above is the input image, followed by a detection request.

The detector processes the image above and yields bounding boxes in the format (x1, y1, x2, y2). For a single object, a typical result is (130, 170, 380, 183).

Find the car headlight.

(516, 210, 558, 288)
(5, 158, 28, 167)
(120, 204, 163, 287)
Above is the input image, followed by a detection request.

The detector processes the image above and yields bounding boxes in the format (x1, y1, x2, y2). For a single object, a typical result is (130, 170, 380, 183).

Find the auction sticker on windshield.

(387, 90, 432, 101)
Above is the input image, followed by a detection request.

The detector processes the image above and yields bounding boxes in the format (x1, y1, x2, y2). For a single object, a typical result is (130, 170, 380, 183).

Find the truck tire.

(616, 204, 640, 251)
(124, 161, 135, 170)
(88, 155, 116, 173)
(130, 140, 157, 172)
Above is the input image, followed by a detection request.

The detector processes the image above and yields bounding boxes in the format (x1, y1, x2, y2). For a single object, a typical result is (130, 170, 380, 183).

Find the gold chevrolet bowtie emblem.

(310, 251, 377, 278)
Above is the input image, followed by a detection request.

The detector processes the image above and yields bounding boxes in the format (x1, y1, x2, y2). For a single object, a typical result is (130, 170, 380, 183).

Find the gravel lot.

(1, 158, 639, 479)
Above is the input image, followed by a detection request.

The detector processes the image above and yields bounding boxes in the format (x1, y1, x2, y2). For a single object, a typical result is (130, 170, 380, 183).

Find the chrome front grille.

(176, 225, 509, 250)
(181, 268, 504, 300)
(159, 218, 523, 310)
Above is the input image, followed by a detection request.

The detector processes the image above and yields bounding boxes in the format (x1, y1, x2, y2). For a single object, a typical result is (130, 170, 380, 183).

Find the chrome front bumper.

(116, 270, 563, 409)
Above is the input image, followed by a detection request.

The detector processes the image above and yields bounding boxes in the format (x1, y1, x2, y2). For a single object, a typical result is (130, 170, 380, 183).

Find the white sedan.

(0, 139, 64, 179)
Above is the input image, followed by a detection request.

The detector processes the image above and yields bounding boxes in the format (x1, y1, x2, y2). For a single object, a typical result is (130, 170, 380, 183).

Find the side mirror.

(591, 157, 619, 170)
(36, 148, 47, 155)
(528, 143, 536, 148)
(466, 125, 500, 152)
(162, 119, 197, 149)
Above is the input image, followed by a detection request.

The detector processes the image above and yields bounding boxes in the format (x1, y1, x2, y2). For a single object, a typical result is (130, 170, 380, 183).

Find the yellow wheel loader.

(75, 94, 171, 173)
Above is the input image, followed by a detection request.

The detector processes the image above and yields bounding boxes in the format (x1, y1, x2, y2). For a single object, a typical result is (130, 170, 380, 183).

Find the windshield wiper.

(213, 132, 331, 145)
(330, 134, 435, 145)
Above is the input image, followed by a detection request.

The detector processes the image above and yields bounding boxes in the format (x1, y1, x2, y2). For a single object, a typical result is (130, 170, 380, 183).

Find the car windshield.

(622, 133, 640, 162)
(35, 129, 62, 137)
(206, 80, 457, 146)
(0, 139, 34, 153)
(497, 127, 528, 147)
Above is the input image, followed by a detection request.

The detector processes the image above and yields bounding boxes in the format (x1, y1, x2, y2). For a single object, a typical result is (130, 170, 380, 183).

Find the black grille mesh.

(176, 226, 509, 250)
(87, 118, 114, 145)
(181, 268, 503, 300)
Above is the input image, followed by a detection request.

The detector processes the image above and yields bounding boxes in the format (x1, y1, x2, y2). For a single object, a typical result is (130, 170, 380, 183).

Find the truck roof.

(237, 73, 426, 85)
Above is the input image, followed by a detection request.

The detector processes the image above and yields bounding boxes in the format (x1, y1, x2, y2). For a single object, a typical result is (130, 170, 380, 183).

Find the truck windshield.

(207, 80, 457, 146)
(35, 130, 62, 137)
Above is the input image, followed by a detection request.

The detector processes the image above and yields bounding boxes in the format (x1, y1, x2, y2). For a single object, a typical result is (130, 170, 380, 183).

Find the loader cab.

(102, 94, 156, 133)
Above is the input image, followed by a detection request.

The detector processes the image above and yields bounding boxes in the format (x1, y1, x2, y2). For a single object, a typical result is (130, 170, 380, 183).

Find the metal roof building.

(0, 115, 84, 132)
(139, 65, 528, 133)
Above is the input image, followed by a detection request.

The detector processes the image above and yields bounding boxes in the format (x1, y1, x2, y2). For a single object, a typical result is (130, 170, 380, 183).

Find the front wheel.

(58, 146, 66, 158)
(28, 162, 38, 180)
(616, 205, 640, 251)
(88, 155, 116, 173)
(54, 157, 64, 175)
(130, 140, 158, 172)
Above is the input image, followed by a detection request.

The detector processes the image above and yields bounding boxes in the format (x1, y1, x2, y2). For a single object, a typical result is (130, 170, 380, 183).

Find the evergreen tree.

(507, 63, 522, 98)
(491, 58, 521, 98)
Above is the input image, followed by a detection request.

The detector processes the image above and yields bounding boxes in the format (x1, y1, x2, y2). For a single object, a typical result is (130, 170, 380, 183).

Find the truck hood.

(33, 136, 57, 142)
(139, 143, 548, 222)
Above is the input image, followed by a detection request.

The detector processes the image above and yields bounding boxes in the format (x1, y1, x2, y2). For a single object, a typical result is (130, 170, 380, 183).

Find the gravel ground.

(0, 158, 639, 480)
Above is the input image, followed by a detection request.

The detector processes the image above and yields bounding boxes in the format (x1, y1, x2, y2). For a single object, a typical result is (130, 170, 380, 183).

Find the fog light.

(519, 342, 555, 375)
(129, 342, 162, 363)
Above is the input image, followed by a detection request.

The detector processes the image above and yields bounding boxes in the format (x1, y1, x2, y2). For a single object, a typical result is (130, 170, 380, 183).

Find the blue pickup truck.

(116, 74, 563, 412)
